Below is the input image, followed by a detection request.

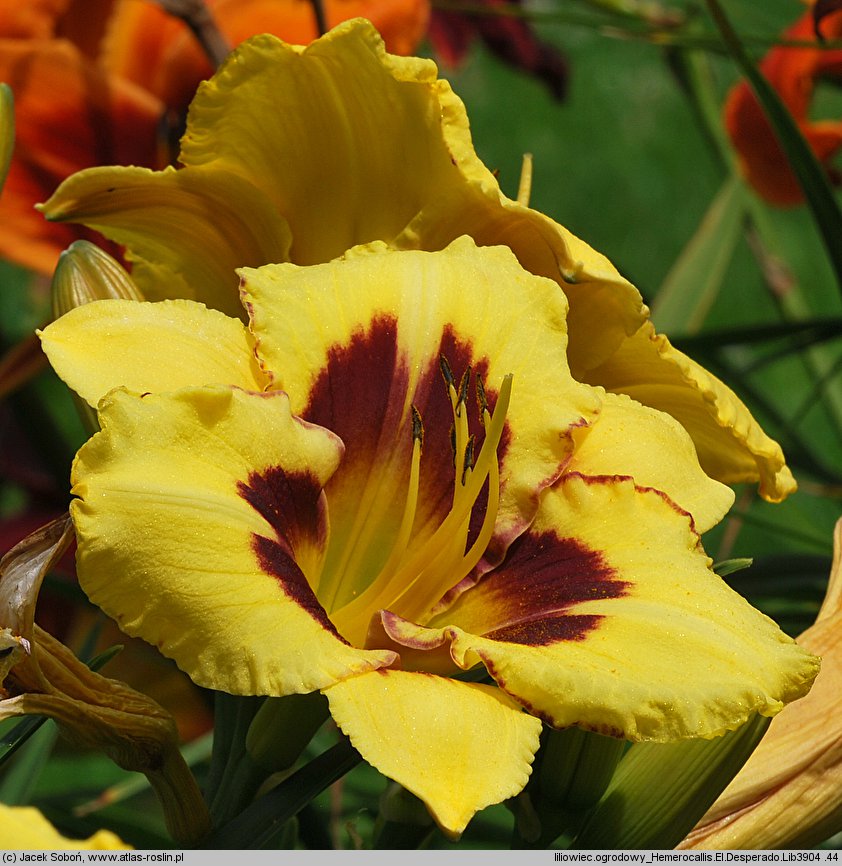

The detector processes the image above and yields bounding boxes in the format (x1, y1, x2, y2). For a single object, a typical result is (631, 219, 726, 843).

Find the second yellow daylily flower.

(39, 237, 817, 837)
(38, 19, 795, 505)
(0, 803, 131, 851)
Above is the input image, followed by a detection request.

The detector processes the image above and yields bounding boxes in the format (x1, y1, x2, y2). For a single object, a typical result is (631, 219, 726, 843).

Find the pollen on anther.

(476, 375, 488, 418)
(462, 435, 476, 484)
(439, 354, 455, 389)
(411, 405, 424, 447)
(456, 367, 471, 415)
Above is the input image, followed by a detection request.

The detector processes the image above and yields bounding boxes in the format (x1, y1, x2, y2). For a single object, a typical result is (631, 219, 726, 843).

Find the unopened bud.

(51, 241, 143, 320)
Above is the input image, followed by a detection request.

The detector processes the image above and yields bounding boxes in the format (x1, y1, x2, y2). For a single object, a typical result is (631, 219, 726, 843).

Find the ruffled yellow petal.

(35, 20, 792, 505)
(186, 20, 647, 370)
(569, 391, 735, 534)
(581, 321, 796, 501)
(385, 474, 817, 742)
(179, 24, 446, 265)
(0, 804, 131, 851)
(40, 165, 292, 317)
(240, 238, 600, 630)
(39, 20, 646, 362)
(324, 668, 541, 837)
(39, 298, 267, 407)
(71, 386, 395, 695)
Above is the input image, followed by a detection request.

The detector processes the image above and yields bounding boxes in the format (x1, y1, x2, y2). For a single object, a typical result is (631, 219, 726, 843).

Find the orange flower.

(106, 0, 429, 112)
(0, 0, 429, 274)
(724, 2, 842, 206)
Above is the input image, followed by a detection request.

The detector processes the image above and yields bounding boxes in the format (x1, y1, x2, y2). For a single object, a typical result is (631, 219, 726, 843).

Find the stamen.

(411, 404, 424, 449)
(449, 366, 471, 488)
(372, 407, 424, 590)
(332, 373, 513, 643)
(476, 374, 488, 419)
(456, 367, 471, 417)
(457, 437, 500, 583)
(462, 435, 476, 485)
(385, 375, 511, 621)
(439, 355, 455, 390)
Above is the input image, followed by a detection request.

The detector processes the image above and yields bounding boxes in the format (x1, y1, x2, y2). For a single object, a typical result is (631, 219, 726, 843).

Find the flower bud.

(573, 714, 769, 849)
(51, 241, 143, 320)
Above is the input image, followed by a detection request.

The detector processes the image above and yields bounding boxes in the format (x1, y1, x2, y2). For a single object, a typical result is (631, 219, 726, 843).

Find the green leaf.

(0, 716, 48, 772)
(727, 552, 831, 636)
(674, 318, 842, 351)
(571, 714, 770, 849)
(512, 728, 627, 848)
(0, 720, 58, 805)
(703, 0, 842, 300)
(200, 737, 362, 849)
(205, 693, 266, 827)
(652, 173, 747, 333)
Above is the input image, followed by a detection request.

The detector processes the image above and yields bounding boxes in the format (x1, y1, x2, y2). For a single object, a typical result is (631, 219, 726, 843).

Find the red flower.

(428, 0, 567, 100)
(725, 2, 842, 206)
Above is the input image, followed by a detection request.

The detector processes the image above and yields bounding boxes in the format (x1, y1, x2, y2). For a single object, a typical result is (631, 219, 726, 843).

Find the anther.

(411, 405, 424, 448)
(456, 367, 471, 417)
(439, 355, 455, 390)
(462, 435, 476, 485)
(476, 375, 488, 420)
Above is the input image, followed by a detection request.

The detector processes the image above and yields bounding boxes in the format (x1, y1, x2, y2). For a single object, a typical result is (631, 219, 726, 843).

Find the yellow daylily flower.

(680, 518, 842, 849)
(39, 238, 817, 838)
(0, 803, 131, 850)
(38, 18, 794, 504)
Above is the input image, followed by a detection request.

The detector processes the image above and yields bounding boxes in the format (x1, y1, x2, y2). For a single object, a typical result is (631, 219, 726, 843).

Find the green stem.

(200, 737, 362, 849)
(205, 693, 267, 827)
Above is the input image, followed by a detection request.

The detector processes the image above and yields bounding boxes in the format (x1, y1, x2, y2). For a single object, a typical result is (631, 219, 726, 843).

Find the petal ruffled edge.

(568, 390, 735, 534)
(39, 164, 292, 317)
(582, 321, 796, 502)
(39, 298, 267, 407)
(385, 474, 817, 742)
(72, 385, 396, 696)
